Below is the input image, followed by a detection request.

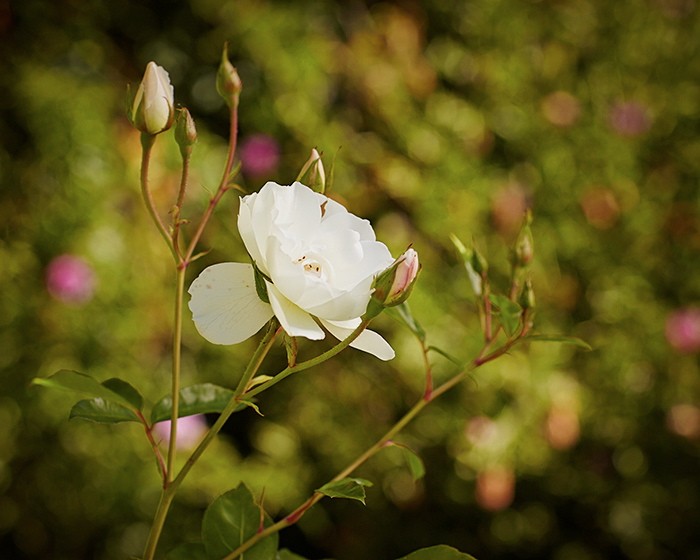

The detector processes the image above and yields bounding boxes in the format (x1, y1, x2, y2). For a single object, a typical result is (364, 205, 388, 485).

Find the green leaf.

(524, 334, 592, 351)
(401, 447, 426, 481)
(202, 483, 278, 560)
(166, 543, 208, 560)
(316, 478, 373, 505)
(489, 294, 522, 337)
(253, 261, 271, 304)
(102, 378, 144, 410)
(385, 442, 426, 481)
(397, 545, 478, 560)
(70, 398, 140, 424)
(427, 345, 462, 366)
(32, 370, 138, 410)
(386, 302, 425, 342)
(151, 383, 238, 424)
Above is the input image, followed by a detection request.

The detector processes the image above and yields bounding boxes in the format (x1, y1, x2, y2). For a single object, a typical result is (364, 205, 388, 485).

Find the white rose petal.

(321, 319, 396, 361)
(267, 282, 325, 340)
(188, 263, 273, 345)
(190, 181, 396, 360)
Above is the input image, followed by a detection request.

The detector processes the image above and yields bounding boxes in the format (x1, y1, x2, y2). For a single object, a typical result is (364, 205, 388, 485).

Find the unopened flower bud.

(216, 44, 242, 107)
(386, 248, 420, 306)
(174, 107, 197, 155)
(128, 61, 175, 135)
(366, 248, 420, 318)
(309, 148, 326, 191)
(520, 278, 536, 310)
(512, 211, 534, 267)
(298, 148, 326, 192)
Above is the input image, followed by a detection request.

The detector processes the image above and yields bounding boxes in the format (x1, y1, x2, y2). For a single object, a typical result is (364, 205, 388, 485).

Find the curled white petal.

(188, 263, 273, 345)
(267, 282, 325, 340)
(321, 319, 395, 361)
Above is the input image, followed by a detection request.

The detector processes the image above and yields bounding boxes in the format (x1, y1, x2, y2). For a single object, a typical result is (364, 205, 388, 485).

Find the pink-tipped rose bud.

(129, 61, 175, 135)
(385, 248, 419, 306)
(365, 248, 420, 318)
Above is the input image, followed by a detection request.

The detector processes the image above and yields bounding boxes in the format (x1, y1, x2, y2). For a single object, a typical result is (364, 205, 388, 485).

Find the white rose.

(188, 182, 396, 360)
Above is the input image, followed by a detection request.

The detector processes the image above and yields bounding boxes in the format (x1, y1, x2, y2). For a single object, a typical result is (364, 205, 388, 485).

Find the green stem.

(172, 152, 192, 259)
(141, 324, 278, 560)
(183, 97, 239, 265)
(243, 318, 371, 401)
(172, 321, 279, 488)
(223, 358, 479, 560)
(166, 267, 186, 482)
(140, 133, 178, 262)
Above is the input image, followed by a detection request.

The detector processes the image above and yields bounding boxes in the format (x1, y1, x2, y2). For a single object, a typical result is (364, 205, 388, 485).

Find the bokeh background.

(2, 0, 700, 558)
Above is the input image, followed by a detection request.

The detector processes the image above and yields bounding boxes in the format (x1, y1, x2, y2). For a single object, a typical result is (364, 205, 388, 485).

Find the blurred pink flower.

(608, 101, 651, 137)
(240, 134, 280, 177)
(154, 414, 208, 450)
(665, 307, 700, 353)
(541, 90, 581, 128)
(46, 254, 96, 304)
(475, 466, 515, 511)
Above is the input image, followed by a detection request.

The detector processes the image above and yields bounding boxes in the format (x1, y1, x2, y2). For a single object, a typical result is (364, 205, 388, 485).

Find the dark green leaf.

(166, 543, 208, 560)
(253, 261, 270, 304)
(524, 335, 592, 351)
(316, 478, 373, 505)
(202, 483, 277, 560)
(151, 383, 238, 424)
(70, 398, 141, 424)
(102, 378, 144, 410)
(32, 370, 137, 410)
(489, 294, 522, 337)
(397, 545, 478, 560)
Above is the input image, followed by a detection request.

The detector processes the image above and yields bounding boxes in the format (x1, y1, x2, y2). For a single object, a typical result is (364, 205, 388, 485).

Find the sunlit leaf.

(70, 398, 140, 424)
(524, 334, 592, 351)
(166, 543, 207, 560)
(397, 545, 478, 560)
(316, 478, 373, 505)
(388, 302, 426, 342)
(32, 370, 138, 410)
(151, 383, 239, 424)
(202, 483, 277, 560)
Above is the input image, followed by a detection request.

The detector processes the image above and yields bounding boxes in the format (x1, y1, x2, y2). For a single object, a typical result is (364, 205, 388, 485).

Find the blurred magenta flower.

(665, 307, 700, 353)
(608, 100, 651, 137)
(154, 414, 208, 450)
(239, 134, 280, 176)
(46, 255, 96, 304)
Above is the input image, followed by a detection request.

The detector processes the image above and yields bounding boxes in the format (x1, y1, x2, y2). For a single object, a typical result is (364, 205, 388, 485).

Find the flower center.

(295, 254, 325, 280)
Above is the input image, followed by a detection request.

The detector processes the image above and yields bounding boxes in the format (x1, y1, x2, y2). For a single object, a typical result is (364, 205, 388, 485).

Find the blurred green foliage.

(1, 0, 700, 559)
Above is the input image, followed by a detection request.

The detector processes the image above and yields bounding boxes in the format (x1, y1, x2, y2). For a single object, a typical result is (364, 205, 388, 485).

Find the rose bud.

(128, 61, 175, 135)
